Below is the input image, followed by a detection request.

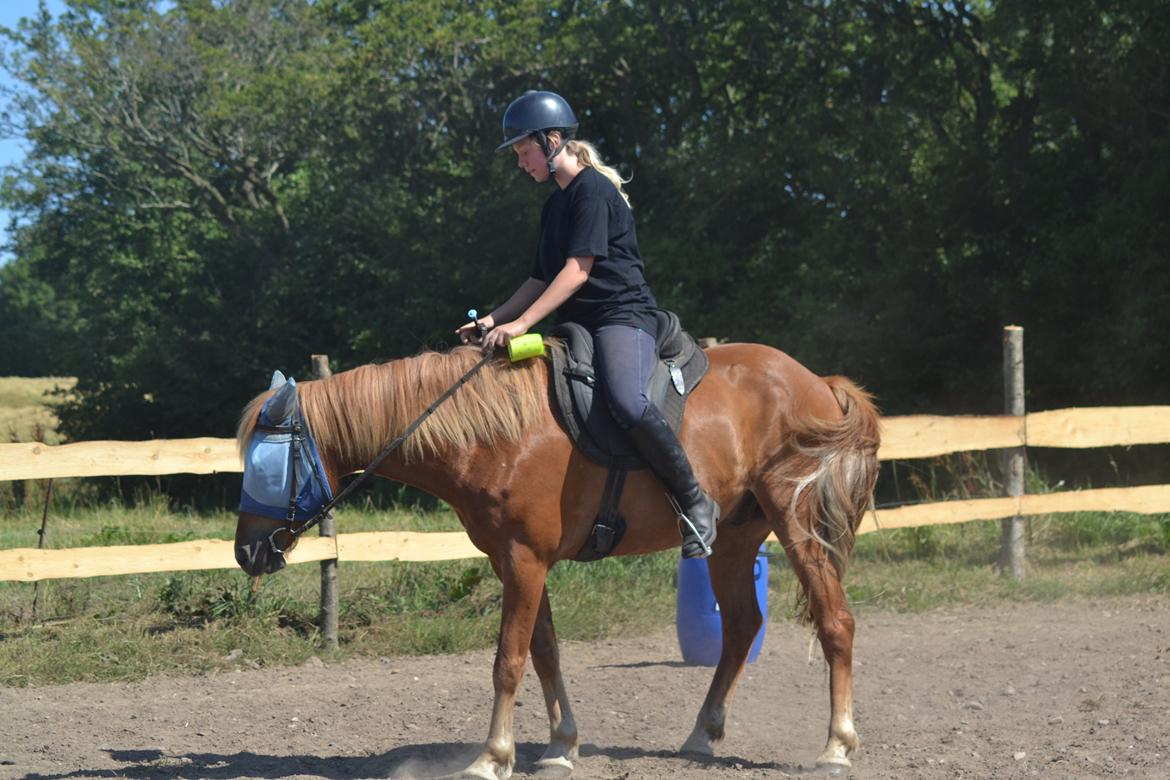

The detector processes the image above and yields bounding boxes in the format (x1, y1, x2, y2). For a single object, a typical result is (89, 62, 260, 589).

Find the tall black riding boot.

(627, 404, 719, 558)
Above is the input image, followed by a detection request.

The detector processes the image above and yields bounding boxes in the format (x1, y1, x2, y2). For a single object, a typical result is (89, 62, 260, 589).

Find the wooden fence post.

(311, 354, 339, 650)
(30, 478, 53, 620)
(1001, 326, 1026, 579)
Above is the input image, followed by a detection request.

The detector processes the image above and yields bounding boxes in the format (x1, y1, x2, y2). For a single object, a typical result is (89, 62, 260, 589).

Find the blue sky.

(0, 0, 66, 265)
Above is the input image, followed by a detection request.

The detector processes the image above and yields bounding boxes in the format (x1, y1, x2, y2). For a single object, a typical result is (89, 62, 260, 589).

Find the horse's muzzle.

(235, 538, 288, 577)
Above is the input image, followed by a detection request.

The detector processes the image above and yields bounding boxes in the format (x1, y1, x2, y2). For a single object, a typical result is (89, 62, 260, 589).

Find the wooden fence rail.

(4, 407, 1169, 482)
(4, 483, 1170, 582)
(2, 405, 1169, 582)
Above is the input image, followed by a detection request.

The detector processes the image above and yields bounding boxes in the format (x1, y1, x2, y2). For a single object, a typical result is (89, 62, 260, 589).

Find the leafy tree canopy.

(1, 0, 1166, 467)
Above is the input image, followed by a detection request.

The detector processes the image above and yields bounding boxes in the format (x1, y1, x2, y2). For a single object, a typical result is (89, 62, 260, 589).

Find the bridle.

(259, 349, 497, 561)
(253, 414, 334, 557)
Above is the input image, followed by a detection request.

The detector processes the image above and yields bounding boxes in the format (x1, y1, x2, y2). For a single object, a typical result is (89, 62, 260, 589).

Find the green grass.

(0, 376, 75, 444)
(0, 376, 76, 409)
(0, 502, 683, 685)
(1, 499, 1167, 687)
(0, 492, 466, 550)
(838, 511, 1170, 611)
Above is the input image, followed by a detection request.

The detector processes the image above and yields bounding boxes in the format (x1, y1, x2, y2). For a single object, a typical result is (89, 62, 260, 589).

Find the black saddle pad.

(548, 310, 709, 470)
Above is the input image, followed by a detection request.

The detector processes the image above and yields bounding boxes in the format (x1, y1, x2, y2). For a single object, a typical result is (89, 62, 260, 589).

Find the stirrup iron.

(667, 493, 714, 558)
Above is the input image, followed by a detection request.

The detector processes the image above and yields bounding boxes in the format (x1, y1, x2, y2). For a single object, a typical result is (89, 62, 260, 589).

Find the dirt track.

(2, 594, 1168, 779)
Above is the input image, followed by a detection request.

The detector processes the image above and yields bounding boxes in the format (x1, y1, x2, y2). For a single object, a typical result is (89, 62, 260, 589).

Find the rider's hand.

(481, 320, 528, 352)
(455, 314, 494, 344)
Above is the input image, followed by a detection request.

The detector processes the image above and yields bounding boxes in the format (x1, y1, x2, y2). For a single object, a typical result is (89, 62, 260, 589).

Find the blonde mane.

(236, 346, 550, 465)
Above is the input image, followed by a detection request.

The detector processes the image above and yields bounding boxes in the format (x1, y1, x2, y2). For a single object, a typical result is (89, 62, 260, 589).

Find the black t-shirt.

(530, 166, 658, 334)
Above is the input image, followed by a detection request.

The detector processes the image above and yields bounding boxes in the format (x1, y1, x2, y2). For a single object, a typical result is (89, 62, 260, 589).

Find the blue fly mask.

(238, 371, 333, 521)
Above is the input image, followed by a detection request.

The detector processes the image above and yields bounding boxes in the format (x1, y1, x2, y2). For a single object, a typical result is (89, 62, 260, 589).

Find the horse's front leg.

(529, 585, 579, 776)
(460, 549, 548, 780)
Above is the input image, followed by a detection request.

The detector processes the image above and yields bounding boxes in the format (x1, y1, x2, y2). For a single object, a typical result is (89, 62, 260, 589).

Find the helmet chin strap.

(534, 130, 567, 179)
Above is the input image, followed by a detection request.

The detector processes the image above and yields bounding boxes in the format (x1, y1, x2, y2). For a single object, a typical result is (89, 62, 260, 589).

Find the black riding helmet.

(496, 90, 579, 177)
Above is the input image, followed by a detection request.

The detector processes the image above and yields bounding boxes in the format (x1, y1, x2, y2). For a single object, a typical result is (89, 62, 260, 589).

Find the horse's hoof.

(456, 770, 509, 780)
(814, 756, 851, 775)
(534, 755, 574, 778)
(680, 732, 714, 756)
(447, 761, 511, 780)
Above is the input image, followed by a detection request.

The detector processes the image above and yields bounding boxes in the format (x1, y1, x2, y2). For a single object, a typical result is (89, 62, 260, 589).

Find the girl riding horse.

(456, 90, 718, 559)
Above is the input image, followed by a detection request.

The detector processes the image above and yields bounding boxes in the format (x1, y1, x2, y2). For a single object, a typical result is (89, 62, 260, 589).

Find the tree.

(0, 0, 1165, 490)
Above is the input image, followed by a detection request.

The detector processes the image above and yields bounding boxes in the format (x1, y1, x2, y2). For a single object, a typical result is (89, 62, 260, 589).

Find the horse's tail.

(787, 376, 881, 584)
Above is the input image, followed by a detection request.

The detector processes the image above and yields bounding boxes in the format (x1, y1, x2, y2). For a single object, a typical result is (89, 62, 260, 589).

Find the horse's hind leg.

(759, 485, 860, 768)
(801, 548, 859, 767)
(681, 523, 768, 756)
(528, 585, 579, 776)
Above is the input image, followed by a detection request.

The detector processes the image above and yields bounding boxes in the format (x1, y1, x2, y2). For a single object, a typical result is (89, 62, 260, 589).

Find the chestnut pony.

(234, 341, 880, 778)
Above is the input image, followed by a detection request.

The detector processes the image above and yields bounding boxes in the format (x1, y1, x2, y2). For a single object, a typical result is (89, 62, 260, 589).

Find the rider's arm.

(486, 277, 547, 328)
(514, 256, 594, 329)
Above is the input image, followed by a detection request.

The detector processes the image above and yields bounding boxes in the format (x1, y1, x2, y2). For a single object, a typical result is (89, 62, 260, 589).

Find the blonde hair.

(565, 139, 632, 208)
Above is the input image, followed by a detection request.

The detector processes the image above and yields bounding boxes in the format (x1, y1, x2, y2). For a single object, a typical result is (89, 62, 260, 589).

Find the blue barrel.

(676, 546, 769, 666)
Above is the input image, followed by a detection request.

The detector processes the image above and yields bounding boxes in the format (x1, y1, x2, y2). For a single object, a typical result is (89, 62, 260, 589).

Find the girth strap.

(573, 457, 629, 562)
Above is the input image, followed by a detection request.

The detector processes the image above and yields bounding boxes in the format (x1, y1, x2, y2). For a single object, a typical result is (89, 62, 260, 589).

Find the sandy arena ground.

(2, 594, 1168, 779)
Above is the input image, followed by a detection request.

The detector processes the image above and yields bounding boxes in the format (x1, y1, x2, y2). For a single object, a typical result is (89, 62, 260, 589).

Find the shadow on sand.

(14, 740, 832, 779)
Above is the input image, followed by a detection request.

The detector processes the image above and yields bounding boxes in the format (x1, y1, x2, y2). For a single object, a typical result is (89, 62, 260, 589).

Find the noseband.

(259, 350, 497, 562)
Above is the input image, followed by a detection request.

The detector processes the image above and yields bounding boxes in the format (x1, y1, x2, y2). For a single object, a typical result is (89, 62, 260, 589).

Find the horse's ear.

(262, 376, 298, 423)
(268, 370, 288, 390)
